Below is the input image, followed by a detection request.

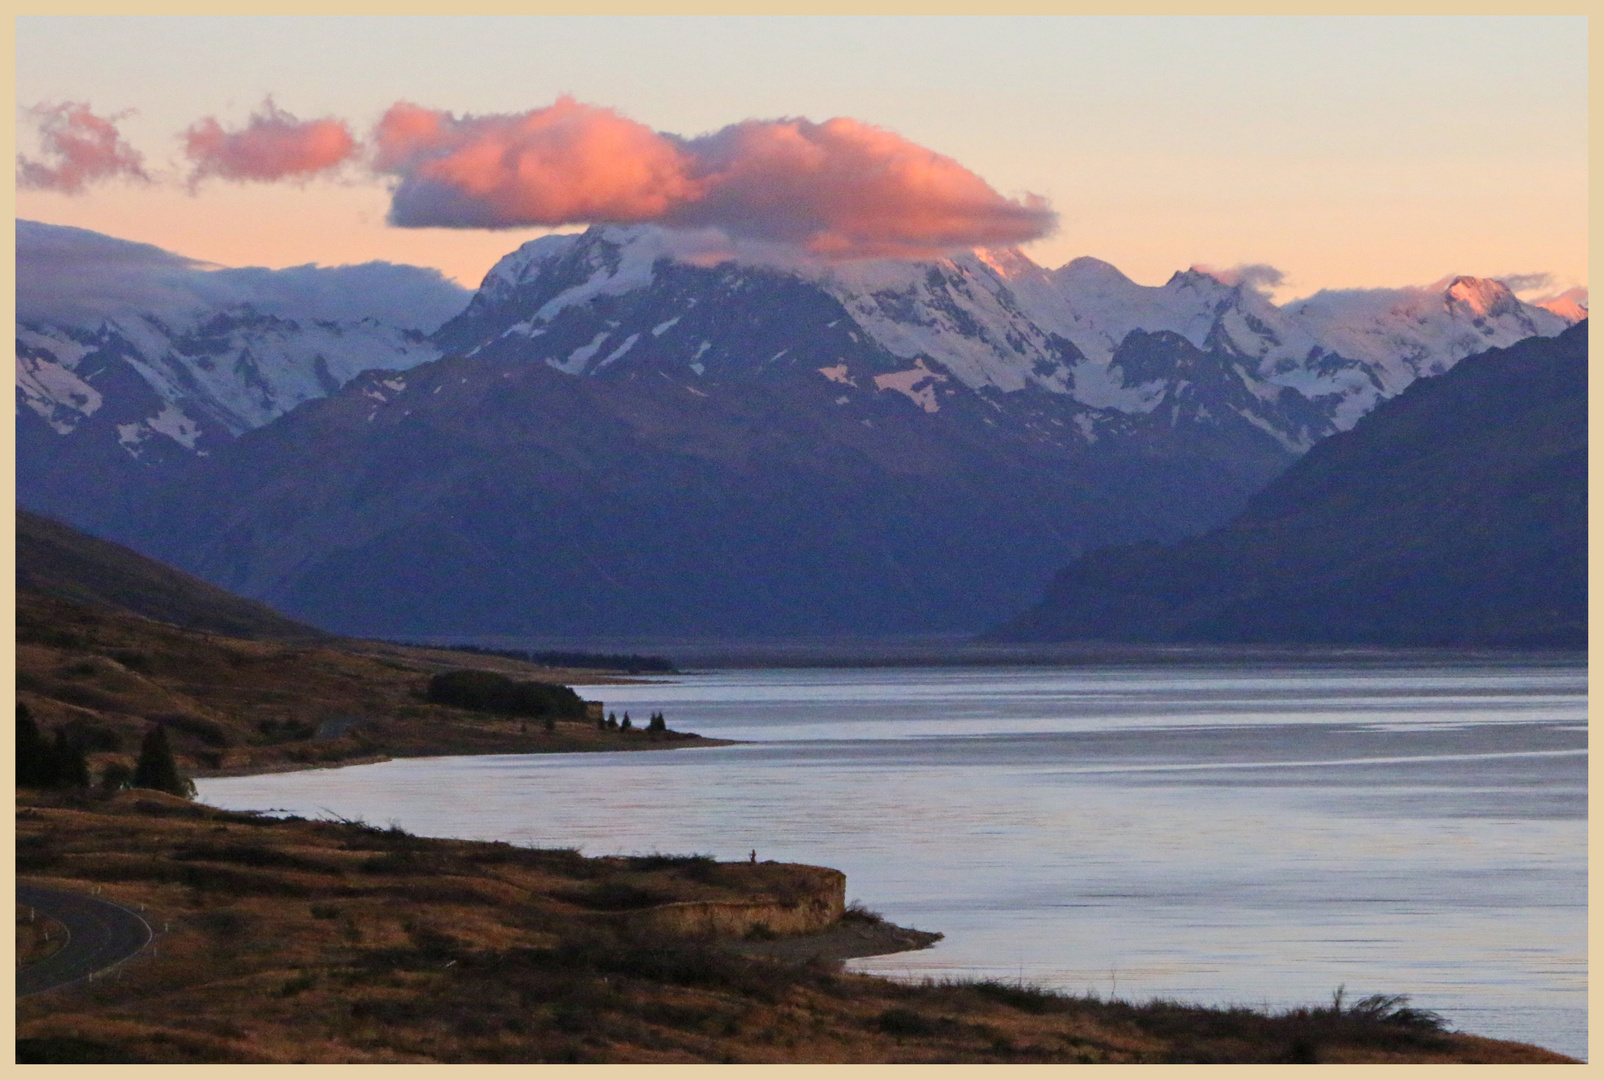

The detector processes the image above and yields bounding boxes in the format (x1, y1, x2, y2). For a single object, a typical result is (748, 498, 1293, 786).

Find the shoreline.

(189, 734, 743, 781)
(15, 789, 1576, 1064)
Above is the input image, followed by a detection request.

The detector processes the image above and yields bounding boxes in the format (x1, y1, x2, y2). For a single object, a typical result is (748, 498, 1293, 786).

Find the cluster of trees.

(598, 710, 669, 733)
(17, 704, 194, 798)
(16, 705, 89, 788)
(426, 669, 587, 721)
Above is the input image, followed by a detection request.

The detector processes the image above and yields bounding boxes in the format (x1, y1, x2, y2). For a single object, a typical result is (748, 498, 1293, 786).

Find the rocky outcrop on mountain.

(988, 322, 1587, 648)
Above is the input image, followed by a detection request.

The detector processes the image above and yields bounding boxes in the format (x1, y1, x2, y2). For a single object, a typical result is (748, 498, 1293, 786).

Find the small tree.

(49, 730, 91, 789)
(133, 724, 195, 799)
(620, 712, 632, 731)
(647, 711, 667, 734)
(16, 704, 51, 788)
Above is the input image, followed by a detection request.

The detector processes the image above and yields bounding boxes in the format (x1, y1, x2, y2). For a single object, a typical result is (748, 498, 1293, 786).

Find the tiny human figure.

(750, 849, 757, 863)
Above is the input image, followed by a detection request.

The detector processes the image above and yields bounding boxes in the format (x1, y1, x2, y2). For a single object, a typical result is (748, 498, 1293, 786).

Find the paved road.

(16, 883, 153, 996)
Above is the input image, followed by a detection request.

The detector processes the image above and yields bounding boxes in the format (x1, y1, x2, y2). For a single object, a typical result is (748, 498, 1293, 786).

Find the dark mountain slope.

(16, 509, 328, 641)
(989, 322, 1587, 648)
(110, 338, 1284, 640)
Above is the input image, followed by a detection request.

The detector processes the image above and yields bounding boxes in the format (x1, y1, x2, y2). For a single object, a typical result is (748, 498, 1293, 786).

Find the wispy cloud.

(1192, 263, 1285, 292)
(17, 101, 150, 194)
(1495, 271, 1554, 295)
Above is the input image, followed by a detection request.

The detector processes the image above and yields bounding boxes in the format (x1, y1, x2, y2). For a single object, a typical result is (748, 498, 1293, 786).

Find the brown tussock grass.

(15, 789, 1578, 1065)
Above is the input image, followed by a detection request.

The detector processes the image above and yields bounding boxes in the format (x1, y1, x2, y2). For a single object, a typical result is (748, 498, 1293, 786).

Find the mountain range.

(991, 322, 1587, 647)
(15, 219, 1584, 639)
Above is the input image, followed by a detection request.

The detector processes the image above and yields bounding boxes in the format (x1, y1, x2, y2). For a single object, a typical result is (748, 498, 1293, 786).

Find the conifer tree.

(133, 724, 196, 798)
(17, 704, 50, 788)
(50, 730, 91, 789)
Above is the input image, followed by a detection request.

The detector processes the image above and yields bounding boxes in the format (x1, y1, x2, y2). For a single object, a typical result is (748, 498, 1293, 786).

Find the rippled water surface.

(199, 661, 1587, 1059)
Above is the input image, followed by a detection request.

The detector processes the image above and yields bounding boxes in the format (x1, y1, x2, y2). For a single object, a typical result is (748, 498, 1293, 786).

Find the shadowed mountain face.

(989, 322, 1587, 648)
(104, 344, 1291, 639)
(16, 510, 327, 641)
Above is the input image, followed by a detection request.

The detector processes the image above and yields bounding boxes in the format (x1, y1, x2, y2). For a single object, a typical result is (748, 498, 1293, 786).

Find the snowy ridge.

(20, 219, 1581, 466)
(16, 220, 467, 459)
(17, 310, 442, 456)
(460, 224, 1579, 449)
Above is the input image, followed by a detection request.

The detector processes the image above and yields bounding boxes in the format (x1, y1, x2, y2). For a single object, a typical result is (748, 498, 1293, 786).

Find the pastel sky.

(15, 16, 1588, 302)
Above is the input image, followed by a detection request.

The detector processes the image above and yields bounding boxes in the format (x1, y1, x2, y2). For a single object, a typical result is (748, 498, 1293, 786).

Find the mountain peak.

(1444, 275, 1520, 319)
(1534, 288, 1588, 324)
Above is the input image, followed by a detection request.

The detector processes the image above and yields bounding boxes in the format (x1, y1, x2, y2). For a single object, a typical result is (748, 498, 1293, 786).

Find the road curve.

(16, 883, 153, 996)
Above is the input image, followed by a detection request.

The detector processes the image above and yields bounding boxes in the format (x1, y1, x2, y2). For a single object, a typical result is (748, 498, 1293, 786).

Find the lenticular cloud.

(17, 102, 150, 194)
(185, 99, 357, 187)
(374, 97, 1055, 258)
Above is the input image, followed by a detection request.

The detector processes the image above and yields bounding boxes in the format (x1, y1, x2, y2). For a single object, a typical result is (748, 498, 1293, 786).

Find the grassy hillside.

(16, 791, 1574, 1064)
(16, 589, 717, 781)
(17, 510, 328, 642)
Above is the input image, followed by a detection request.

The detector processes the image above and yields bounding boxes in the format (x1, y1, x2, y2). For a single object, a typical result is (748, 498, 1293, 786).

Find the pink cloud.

(185, 99, 357, 187)
(376, 98, 700, 227)
(17, 102, 150, 194)
(375, 98, 1055, 258)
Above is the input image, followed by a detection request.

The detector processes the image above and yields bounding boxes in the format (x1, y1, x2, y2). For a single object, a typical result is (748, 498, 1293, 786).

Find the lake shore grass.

(15, 789, 1577, 1064)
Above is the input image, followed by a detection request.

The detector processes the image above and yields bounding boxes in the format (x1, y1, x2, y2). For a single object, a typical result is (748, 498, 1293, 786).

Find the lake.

(198, 658, 1587, 1060)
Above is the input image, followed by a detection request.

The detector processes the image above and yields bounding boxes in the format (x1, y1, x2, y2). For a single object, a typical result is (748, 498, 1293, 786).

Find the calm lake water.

(199, 660, 1587, 1060)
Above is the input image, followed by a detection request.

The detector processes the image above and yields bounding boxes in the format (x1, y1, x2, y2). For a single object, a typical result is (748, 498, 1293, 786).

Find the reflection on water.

(199, 661, 1586, 1060)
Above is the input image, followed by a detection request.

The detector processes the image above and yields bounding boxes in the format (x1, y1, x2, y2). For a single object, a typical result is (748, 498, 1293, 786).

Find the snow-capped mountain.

(17, 313, 442, 457)
(437, 224, 1577, 453)
(16, 220, 466, 459)
(19, 218, 1577, 470)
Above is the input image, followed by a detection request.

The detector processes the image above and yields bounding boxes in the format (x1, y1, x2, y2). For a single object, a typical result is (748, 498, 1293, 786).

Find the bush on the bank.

(426, 670, 586, 720)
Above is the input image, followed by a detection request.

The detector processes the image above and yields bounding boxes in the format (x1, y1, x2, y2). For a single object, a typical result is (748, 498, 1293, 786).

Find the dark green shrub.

(426, 670, 586, 720)
(876, 1007, 941, 1036)
(99, 761, 134, 792)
